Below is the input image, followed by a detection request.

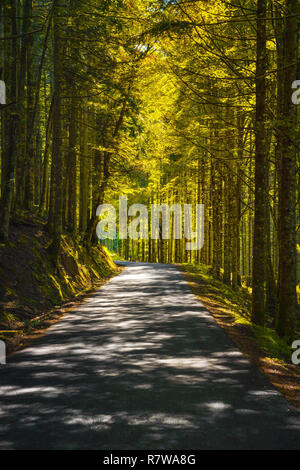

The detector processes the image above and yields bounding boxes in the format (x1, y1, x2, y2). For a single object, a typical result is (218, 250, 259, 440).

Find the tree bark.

(276, 0, 298, 337)
(252, 0, 268, 326)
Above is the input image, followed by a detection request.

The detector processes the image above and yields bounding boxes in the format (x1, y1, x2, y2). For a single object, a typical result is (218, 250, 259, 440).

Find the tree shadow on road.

(1, 263, 300, 450)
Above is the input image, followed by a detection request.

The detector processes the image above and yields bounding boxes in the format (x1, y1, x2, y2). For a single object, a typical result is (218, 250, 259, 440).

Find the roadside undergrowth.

(0, 216, 119, 353)
(178, 263, 300, 411)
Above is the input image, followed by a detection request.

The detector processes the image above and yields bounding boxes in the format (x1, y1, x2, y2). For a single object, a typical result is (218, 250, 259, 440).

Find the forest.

(0, 0, 300, 344)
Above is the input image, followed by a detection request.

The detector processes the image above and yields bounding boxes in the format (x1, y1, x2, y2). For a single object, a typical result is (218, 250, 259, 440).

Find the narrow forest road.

(1, 262, 300, 450)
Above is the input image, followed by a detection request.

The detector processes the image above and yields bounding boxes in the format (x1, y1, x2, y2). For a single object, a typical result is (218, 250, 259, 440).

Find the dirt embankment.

(0, 217, 119, 353)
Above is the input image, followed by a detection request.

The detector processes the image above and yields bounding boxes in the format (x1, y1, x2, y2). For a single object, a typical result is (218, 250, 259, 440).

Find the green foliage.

(0, 0, 299, 353)
(253, 325, 292, 362)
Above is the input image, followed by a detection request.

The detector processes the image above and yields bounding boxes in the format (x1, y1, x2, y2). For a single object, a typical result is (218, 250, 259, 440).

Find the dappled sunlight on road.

(1, 262, 300, 449)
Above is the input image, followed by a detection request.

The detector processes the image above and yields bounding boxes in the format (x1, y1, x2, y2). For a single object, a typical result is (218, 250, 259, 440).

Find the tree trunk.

(0, 0, 18, 243)
(276, 0, 298, 337)
(47, 0, 64, 264)
(252, 0, 268, 326)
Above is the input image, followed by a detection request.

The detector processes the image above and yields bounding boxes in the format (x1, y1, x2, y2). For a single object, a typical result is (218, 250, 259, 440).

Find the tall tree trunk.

(47, 0, 64, 263)
(24, 0, 35, 209)
(252, 0, 268, 326)
(276, 0, 298, 337)
(0, 0, 18, 243)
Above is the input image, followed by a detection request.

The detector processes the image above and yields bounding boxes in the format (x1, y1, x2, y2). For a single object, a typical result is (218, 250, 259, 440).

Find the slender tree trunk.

(252, 0, 268, 326)
(0, 0, 18, 243)
(47, 0, 64, 263)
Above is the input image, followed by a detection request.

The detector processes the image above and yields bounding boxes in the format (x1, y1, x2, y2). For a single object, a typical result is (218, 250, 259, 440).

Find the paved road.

(1, 262, 300, 449)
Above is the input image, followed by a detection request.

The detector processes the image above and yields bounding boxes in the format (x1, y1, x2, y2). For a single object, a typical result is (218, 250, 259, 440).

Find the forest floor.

(0, 215, 119, 354)
(1, 261, 300, 450)
(178, 264, 300, 411)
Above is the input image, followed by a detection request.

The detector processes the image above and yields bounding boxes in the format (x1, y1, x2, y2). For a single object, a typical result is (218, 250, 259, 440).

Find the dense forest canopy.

(0, 0, 299, 339)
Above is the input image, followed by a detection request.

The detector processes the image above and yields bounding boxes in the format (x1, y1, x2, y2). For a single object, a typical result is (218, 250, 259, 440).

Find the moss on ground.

(0, 221, 119, 347)
(180, 263, 294, 363)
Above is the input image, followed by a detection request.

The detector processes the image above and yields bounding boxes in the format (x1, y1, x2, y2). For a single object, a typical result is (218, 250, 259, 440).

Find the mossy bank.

(0, 217, 119, 352)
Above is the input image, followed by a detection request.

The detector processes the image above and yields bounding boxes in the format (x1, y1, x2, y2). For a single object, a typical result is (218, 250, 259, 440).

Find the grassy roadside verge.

(178, 263, 300, 411)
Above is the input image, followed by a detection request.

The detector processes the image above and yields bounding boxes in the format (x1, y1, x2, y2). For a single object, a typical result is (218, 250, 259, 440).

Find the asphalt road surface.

(1, 262, 300, 449)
